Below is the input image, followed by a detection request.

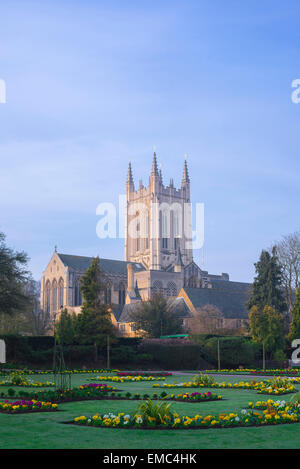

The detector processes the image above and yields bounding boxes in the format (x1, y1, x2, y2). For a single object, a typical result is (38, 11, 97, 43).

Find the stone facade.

(40, 152, 251, 335)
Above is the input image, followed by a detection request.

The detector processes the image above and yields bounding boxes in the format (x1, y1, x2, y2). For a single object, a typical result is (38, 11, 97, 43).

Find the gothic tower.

(125, 152, 193, 271)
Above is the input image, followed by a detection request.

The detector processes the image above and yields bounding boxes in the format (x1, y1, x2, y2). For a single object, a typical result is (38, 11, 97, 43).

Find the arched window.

(152, 280, 163, 296)
(74, 278, 82, 306)
(58, 278, 64, 309)
(166, 281, 177, 297)
(45, 281, 51, 313)
(142, 211, 149, 250)
(188, 275, 198, 288)
(104, 284, 112, 304)
(136, 221, 140, 251)
(118, 282, 126, 305)
(161, 210, 169, 249)
(52, 279, 57, 312)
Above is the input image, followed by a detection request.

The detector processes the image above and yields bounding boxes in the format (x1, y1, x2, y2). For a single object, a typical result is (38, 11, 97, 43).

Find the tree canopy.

(288, 288, 300, 342)
(247, 246, 286, 314)
(128, 294, 183, 338)
(0, 232, 31, 315)
(75, 257, 115, 360)
(249, 304, 285, 355)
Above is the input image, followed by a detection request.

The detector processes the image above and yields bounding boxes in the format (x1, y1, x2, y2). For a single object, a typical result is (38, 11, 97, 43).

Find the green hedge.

(0, 334, 263, 369)
(190, 335, 261, 368)
(139, 342, 212, 370)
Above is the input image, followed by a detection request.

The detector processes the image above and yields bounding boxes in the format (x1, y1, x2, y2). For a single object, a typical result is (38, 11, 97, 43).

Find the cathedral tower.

(125, 152, 193, 271)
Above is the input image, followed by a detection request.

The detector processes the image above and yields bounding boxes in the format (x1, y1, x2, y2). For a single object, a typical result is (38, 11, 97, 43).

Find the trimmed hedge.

(190, 335, 261, 368)
(138, 341, 212, 370)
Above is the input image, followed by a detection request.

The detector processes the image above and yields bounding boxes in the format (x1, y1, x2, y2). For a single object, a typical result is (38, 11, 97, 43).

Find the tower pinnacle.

(127, 162, 134, 186)
(151, 151, 159, 177)
(182, 156, 190, 186)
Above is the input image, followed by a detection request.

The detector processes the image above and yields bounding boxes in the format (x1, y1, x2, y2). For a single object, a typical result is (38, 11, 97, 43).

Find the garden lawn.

(1, 372, 300, 449)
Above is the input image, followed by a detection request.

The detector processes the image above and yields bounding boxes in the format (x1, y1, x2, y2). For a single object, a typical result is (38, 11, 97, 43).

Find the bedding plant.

(0, 399, 58, 414)
(71, 398, 300, 430)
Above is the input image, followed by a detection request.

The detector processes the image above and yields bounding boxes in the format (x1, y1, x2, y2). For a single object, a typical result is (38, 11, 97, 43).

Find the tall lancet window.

(173, 206, 182, 250)
(118, 282, 126, 305)
(45, 281, 51, 313)
(162, 210, 169, 249)
(58, 279, 64, 309)
(136, 221, 140, 252)
(104, 285, 112, 304)
(143, 211, 149, 250)
(74, 278, 82, 306)
(52, 280, 57, 312)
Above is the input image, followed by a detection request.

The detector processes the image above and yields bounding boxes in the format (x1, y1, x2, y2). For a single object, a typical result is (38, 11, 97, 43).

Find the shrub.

(134, 399, 173, 425)
(192, 373, 216, 386)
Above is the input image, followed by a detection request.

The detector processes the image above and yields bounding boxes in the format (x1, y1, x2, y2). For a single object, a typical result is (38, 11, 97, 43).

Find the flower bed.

(169, 391, 222, 402)
(14, 383, 117, 403)
(89, 375, 167, 383)
(204, 369, 300, 377)
(248, 399, 288, 410)
(71, 405, 300, 429)
(0, 399, 58, 414)
(153, 380, 296, 395)
(0, 379, 55, 387)
(99, 391, 223, 402)
(117, 372, 172, 377)
(0, 368, 119, 376)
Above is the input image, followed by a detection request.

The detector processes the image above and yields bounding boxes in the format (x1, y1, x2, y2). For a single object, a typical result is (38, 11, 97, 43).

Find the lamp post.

(52, 312, 57, 372)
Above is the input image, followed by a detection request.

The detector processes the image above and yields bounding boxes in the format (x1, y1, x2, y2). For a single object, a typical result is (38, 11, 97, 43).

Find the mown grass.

(0, 371, 300, 449)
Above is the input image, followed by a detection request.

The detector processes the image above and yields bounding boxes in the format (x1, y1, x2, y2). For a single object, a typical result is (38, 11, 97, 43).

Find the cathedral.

(40, 152, 251, 335)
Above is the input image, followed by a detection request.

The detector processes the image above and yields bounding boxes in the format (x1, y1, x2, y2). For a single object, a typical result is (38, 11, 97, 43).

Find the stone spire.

(151, 151, 159, 177)
(175, 245, 184, 267)
(174, 244, 184, 272)
(182, 155, 190, 186)
(127, 162, 134, 188)
(159, 163, 163, 185)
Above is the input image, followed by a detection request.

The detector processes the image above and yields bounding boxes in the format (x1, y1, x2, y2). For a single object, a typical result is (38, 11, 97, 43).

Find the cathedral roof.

(118, 297, 192, 323)
(183, 281, 252, 319)
(57, 253, 145, 274)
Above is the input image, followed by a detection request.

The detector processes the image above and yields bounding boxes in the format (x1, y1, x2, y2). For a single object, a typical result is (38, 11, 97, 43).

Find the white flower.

(241, 409, 247, 415)
(235, 417, 240, 422)
(136, 417, 143, 424)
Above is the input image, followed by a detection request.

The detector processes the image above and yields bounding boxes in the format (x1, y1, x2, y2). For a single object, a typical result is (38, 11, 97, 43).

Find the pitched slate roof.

(118, 303, 138, 323)
(118, 297, 192, 323)
(183, 281, 252, 319)
(168, 297, 193, 318)
(110, 304, 124, 322)
(57, 253, 145, 275)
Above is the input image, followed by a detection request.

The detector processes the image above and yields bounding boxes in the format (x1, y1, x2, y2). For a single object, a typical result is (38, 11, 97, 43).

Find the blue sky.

(0, 0, 300, 282)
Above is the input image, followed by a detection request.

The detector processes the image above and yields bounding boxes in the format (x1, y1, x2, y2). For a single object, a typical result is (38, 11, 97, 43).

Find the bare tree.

(276, 231, 300, 312)
(188, 305, 223, 334)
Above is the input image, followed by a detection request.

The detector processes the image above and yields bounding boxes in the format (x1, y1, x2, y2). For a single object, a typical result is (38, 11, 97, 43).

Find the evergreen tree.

(249, 305, 285, 356)
(0, 232, 31, 315)
(263, 305, 285, 354)
(247, 246, 286, 313)
(128, 294, 183, 338)
(288, 288, 300, 341)
(249, 305, 268, 343)
(76, 257, 115, 362)
(55, 308, 74, 345)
